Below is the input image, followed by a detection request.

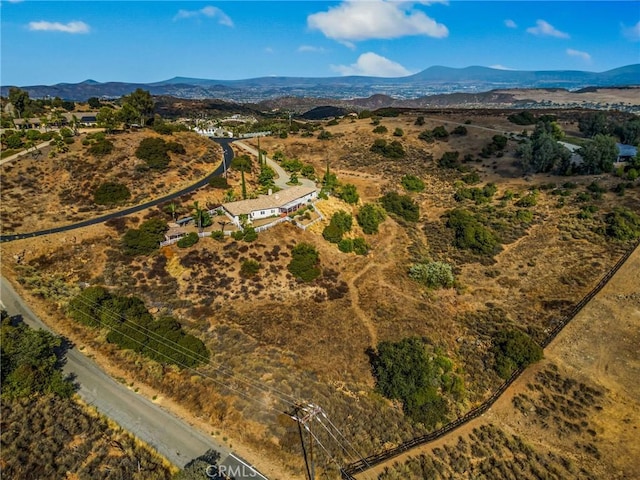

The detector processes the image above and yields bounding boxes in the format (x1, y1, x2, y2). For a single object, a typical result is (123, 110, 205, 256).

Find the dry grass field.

(0, 130, 221, 234)
(1, 110, 638, 478)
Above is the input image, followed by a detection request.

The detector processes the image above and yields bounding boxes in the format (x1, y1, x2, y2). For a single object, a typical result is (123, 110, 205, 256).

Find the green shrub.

(240, 259, 261, 277)
(492, 329, 543, 378)
(380, 191, 420, 222)
(409, 261, 455, 288)
(352, 237, 369, 255)
(88, 138, 114, 156)
(393, 128, 404, 137)
(357, 203, 386, 234)
(627, 168, 638, 181)
(323, 223, 344, 244)
(372, 125, 388, 134)
(515, 192, 538, 207)
(604, 207, 640, 240)
(243, 226, 257, 242)
(371, 337, 462, 428)
(370, 139, 405, 158)
(209, 176, 229, 189)
(93, 182, 131, 205)
(451, 125, 468, 135)
(0, 316, 75, 400)
(68, 288, 208, 367)
(439, 151, 460, 168)
(135, 137, 171, 170)
(338, 238, 354, 253)
(446, 208, 499, 255)
(418, 130, 434, 143)
(432, 125, 449, 139)
(317, 130, 332, 140)
(167, 141, 185, 154)
(336, 183, 360, 204)
(122, 218, 168, 256)
(455, 183, 497, 204)
(210, 230, 225, 241)
(401, 174, 425, 192)
(177, 232, 199, 248)
(462, 171, 481, 185)
(288, 242, 321, 282)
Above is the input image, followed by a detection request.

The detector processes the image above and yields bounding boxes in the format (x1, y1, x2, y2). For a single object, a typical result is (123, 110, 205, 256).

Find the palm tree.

(168, 202, 177, 222)
(192, 201, 204, 232)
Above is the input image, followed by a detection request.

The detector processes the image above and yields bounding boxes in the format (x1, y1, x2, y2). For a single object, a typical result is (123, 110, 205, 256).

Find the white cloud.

(264, 47, 274, 54)
(28, 20, 90, 34)
(566, 48, 591, 62)
(298, 45, 326, 53)
(331, 52, 412, 77)
(622, 20, 640, 41)
(526, 19, 569, 38)
(308, 0, 448, 42)
(504, 19, 517, 29)
(490, 64, 514, 70)
(173, 6, 233, 27)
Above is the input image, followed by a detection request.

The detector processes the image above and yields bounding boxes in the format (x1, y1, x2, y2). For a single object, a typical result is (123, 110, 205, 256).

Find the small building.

(222, 185, 317, 227)
(617, 143, 637, 162)
(13, 117, 42, 130)
(163, 223, 188, 243)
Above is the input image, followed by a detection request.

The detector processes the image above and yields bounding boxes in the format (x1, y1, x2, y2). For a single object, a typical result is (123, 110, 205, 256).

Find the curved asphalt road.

(0, 138, 236, 243)
(0, 276, 268, 479)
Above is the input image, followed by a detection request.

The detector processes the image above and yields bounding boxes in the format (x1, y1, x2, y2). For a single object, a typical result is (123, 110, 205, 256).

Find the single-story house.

(63, 112, 99, 127)
(222, 185, 317, 227)
(13, 118, 42, 130)
(163, 223, 188, 243)
(617, 143, 637, 162)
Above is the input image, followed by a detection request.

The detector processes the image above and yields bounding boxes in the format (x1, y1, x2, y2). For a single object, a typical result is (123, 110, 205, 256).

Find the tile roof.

(223, 185, 317, 216)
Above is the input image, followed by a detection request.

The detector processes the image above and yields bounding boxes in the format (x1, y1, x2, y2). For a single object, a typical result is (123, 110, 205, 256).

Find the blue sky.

(1, 1, 639, 86)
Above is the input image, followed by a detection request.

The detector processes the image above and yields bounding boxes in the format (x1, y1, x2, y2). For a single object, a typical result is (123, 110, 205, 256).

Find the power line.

(67, 299, 290, 415)
(68, 292, 375, 474)
(69, 294, 300, 407)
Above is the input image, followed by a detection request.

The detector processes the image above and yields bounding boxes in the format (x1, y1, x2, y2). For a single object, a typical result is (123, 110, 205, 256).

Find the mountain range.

(2, 64, 639, 103)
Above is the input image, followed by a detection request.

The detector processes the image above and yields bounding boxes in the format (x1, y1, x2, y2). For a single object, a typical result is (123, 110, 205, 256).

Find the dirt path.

(346, 220, 403, 348)
(356, 243, 640, 478)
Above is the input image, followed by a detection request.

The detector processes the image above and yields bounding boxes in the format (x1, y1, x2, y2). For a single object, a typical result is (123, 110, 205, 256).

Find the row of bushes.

(68, 287, 209, 367)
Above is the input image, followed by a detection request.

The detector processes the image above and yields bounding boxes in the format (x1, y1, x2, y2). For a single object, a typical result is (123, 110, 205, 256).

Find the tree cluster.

(1, 312, 75, 400)
(370, 337, 464, 428)
(68, 287, 209, 367)
(516, 123, 571, 174)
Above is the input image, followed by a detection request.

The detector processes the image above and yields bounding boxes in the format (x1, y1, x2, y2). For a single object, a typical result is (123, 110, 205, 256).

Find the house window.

(260, 211, 265, 215)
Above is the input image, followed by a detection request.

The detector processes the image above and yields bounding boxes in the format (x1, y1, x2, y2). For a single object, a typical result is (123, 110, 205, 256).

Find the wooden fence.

(342, 237, 640, 479)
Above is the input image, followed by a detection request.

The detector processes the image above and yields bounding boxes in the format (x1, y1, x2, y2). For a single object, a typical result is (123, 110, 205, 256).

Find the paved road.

(0, 138, 236, 243)
(0, 276, 268, 479)
(234, 140, 316, 190)
(0, 140, 52, 166)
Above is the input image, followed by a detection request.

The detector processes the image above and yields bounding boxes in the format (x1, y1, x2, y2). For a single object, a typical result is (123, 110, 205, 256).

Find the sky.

(1, 0, 639, 86)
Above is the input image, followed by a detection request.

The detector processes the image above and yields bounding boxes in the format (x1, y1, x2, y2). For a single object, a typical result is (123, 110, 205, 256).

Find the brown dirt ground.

(0, 129, 222, 234)
(361, 244, 640, 479)
(2, 111, 639, 478)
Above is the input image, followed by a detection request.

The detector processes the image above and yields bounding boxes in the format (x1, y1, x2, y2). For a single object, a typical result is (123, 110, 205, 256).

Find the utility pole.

(289, 403, 322, 480)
